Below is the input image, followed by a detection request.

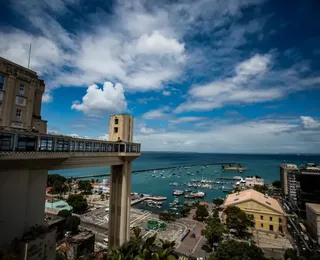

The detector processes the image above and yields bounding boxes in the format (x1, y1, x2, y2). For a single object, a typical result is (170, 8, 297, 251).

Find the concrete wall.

(108, 160, 132, 247)
(0, 169, 47, 246)
(231, 201, 286, 233)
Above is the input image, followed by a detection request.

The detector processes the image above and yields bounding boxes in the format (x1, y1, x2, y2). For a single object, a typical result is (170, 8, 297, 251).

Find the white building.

(245, 176, 264, 187)
(306, 203, 320, 244)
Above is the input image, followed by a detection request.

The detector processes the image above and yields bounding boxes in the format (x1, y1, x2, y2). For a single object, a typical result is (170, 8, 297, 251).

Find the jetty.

(66, 162, 236, 179)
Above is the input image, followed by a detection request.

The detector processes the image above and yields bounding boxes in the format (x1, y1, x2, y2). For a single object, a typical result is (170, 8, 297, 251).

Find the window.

(269, 217, 273, 221)
(15, 96, 26, 106)
(114, 127, 118, 133)
(114, 118, 118, 124)
(19, 84, 25, 94)
(0, 75, 4, 90)
(260, 215, 264, 220)
(261, 223, 264, 228)
(16, 109, 22, 121)
(279, 218, 282, 223)
(269, 225, 274, 231)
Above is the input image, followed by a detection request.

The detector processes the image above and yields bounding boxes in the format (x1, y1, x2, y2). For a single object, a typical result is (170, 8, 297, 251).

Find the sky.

(1, 0, 320, 153)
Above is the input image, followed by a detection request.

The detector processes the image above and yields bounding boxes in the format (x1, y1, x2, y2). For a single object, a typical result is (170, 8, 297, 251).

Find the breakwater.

(66, 162, 235, 179)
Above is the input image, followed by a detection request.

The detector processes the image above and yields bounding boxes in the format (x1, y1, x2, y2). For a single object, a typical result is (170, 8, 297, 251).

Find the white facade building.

(245, 176, 264, 187)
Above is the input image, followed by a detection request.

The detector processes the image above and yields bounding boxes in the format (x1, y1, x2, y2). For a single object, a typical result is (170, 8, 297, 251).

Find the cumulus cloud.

(162, 90, 171, 96)
(300, 116, 320, 130)
(142, 106, 170, 120)
(140, 127, 156, 134)
(42, 92, 53, 103)
(71, 82, 127, 115)
(175, 53, 318, 113)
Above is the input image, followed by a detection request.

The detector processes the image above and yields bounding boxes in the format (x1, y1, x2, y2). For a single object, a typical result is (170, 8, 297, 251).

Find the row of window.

(0, 75, 25, 94)
(259, 215, 282, 223)
(0, 133, 140, 153)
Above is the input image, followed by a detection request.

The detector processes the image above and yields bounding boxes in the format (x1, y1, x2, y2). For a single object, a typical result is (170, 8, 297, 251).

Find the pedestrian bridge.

(0, 130, 141, 170)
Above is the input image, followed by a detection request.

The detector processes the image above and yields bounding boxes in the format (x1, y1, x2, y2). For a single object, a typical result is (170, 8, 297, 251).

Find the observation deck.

(0, 130, 141, 170)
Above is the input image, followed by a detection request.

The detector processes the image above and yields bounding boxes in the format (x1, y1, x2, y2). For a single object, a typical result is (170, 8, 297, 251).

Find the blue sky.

(1, 0, 320, 153)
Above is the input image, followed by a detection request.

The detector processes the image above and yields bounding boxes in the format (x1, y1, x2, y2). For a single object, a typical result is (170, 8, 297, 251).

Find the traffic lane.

(287, 218, 309, 252)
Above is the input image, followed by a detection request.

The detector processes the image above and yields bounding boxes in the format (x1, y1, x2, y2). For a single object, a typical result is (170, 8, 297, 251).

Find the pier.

(67, 162, 236, 179)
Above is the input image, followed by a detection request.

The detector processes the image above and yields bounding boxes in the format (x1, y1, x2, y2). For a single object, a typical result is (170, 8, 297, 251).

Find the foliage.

(56, 251, 67, 260)
(211, 239, 265, 260)
(47, 174, 68, 194)
(65, 216, 81, 234)
(224, 206, 254, 237)
(253, 185, 268, 194)
(195, 204, 209, 221)
(180, 206, 191, 217)
(203, 210, 225, 248)
(57, 209, 72, 218)
(100, 194, 106, 200)
(67, 194, 88, 213)
(107, 227, 176, 260)
(159, 212, 176, 222)
(272, 180, 281, 189)
(212, 198, 224, 207)
(284, 249, 299, 260)
(78, 180, 93, 194)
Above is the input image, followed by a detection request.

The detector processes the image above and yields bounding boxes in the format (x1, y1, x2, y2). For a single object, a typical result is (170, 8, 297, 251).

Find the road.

(281, 199, 316, 255)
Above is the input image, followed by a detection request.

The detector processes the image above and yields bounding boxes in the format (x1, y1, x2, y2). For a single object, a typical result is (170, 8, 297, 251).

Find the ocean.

(50, 152, 320, 212)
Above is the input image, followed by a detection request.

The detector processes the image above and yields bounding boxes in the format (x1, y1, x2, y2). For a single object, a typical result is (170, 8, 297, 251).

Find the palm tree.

(107, 227, 176, 260)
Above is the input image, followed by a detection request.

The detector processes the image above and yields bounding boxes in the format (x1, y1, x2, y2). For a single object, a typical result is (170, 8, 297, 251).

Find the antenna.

(28, 43, 32, 69)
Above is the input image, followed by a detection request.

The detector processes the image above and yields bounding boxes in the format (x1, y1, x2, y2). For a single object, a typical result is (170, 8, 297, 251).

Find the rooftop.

(223, 189, 284, 214)
(281, 163, 298, 169)
(306, 203, 320, 214)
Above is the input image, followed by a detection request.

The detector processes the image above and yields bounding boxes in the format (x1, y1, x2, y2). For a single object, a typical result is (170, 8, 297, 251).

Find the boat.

(173, 190, 184, 196)
(190, 191, 205, 198)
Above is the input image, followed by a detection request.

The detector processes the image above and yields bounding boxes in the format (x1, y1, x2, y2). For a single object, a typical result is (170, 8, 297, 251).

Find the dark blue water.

(51, 152, 320, 211)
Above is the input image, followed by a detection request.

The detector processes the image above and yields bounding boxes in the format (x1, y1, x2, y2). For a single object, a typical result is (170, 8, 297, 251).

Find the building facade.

(280, 163, 320, 216)
(108, 114, 133, 142)
(306, 203, 320, 245)
(223, 189, 286, 234)
(245, 176, 264, 187)
(0, 57, 47, 134)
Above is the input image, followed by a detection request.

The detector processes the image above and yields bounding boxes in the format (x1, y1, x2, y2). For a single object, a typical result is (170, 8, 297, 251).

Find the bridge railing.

(0, 131, 141, 153)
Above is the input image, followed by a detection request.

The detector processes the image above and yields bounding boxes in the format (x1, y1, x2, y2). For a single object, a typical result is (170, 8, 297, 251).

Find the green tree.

(78, 180, 93, 194)
(203, 214, 225, 248)
(195, 204, 209, 221)
(57, 209, 72, 218)
(64, 216, 81, 234)
(100, 194, 106, 200)
(107, 227, 176, 260)
(56, 251, 67, 260)
(212, 198, 224, 207)
(180, 206, 191, 217)
(272, 180, 281, 189)
(211, 239, 265, 260)
(224, 206, 254, 237)
(159, 212, 176, 222)
(284, 248, 299, 260)
(67, 194, 88, 213)
(48, 174, 68, 194)
(253, 185, 268, 194)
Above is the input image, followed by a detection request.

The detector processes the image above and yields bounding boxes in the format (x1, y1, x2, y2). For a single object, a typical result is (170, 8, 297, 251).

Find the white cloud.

(135, 117, 319, 153)
(162, 90, 171, 96)
(67, 133, 80, 138)
(71, 81, 127, 115)
(42, 92, 53, 103)
(140, 127, 156, 134)
(142, 106, 170, 120)
(169, 117, 205, 124)
(175, 54, 286, 113)
(300, 116, 320, 130)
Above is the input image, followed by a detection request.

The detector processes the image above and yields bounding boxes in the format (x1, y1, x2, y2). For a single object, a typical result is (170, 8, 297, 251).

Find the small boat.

(173, 190, 184, 196)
